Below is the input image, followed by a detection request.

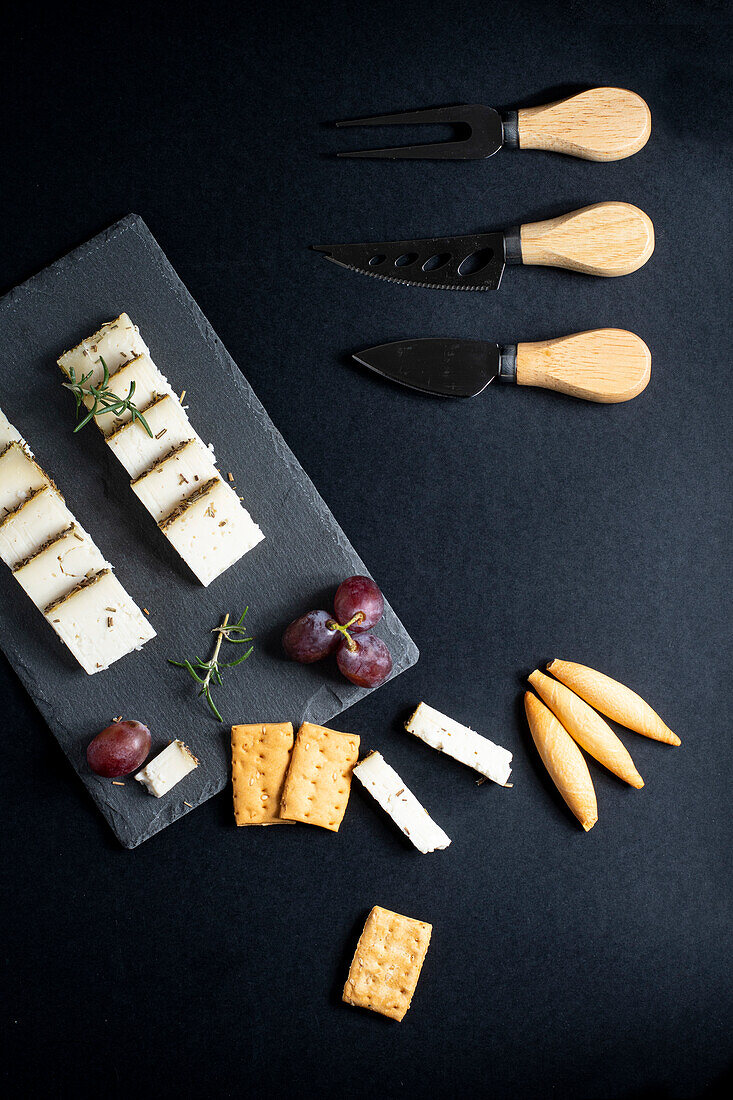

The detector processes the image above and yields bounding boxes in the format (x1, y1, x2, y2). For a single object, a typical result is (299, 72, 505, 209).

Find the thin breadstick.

(524, 691, 598, 832)
(528, 670, 643, 789)
(546, 659, 680, 746)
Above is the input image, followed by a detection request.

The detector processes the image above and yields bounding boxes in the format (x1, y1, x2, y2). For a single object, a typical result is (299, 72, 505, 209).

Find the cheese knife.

(313, 202, 654, 290)
(353, 329, 651, 403)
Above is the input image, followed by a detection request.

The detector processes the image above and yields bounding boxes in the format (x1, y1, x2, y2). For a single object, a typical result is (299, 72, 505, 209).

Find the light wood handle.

(519, 202, 654, 277)
(515, 329, 651, 403)
(517, 87, 651, 161)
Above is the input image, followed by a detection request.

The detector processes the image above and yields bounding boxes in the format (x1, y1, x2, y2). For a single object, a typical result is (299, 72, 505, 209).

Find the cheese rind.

(57, 313, 149, 388)
(135, 740, 199, 797)
(405, 702, 513, 786)
(353, 751, 451, 853)
(131, 439, 219, 522)
(13, 525, 108, 610)
(0, 442, 54, 516)
(89, 353, 173, 436)
(160, 477, 264, 586)
(0, 486, 77, 569)
(106, 394, 209, 479)
(44, 569, 156, 674)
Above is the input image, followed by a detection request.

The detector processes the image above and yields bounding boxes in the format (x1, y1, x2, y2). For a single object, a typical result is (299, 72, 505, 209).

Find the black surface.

(0, 215, 417, 848)
(1, 2, 731, 1099)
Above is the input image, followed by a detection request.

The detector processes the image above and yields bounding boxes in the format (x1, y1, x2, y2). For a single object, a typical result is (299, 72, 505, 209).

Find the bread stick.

(546, 659, 680, 746)
(528, 670, 643, 788)
(524, 691, 598, 831)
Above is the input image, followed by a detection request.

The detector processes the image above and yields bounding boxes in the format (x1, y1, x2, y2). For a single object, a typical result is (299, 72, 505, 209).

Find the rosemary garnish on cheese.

(169, 609, 253, 721)
(62, 355, 153, 437)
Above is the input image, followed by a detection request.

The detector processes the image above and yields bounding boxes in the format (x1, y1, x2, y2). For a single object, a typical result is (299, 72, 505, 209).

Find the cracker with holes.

(279, 721, 359, 831)
(343, 905, 432, 1022)
(231, 722, 295, 825)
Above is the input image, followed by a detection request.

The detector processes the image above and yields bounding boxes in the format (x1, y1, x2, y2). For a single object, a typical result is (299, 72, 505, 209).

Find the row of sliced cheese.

(57, 314, 263, 586)
(0, 420, 155, 674)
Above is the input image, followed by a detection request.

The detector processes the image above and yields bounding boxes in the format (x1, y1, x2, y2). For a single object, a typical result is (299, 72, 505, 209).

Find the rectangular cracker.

(343, 905, 432, 1022)
(279, 721, 359, 831)
(231, 722, 294, 825)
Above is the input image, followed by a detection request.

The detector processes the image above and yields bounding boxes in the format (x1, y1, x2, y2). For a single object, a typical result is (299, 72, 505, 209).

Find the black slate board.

(0, 215, 418, 848)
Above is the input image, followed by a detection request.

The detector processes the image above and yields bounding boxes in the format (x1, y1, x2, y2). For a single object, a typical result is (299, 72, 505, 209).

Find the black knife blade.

(352, 339, 516, 397)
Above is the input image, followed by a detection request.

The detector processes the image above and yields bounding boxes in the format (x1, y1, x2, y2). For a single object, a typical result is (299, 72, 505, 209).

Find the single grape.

(87, 720, 151, 778)
(282, 609, 340, 663)
(333, 575, 384, 633)
(336, 634, 393, 687)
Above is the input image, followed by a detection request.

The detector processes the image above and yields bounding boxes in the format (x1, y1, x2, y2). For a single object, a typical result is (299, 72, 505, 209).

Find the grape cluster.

(283, 575, 392, 688)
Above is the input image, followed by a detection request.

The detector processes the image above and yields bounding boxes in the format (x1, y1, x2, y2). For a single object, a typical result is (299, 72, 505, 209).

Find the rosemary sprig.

(169, 610, 253, 721)
(62, 355, 153, 437)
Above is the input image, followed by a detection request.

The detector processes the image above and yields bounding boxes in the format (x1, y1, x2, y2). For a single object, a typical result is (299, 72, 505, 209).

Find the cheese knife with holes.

(353, 329, 652, 403)
(313, 202, 654, 290)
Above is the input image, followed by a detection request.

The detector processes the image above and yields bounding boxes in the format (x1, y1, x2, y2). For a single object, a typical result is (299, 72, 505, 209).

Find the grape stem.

(326, 613, 363, 652)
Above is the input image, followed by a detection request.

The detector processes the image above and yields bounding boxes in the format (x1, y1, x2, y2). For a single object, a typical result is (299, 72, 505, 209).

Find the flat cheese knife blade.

(313, 203, 655, 291)
(353, 330, 652, 404)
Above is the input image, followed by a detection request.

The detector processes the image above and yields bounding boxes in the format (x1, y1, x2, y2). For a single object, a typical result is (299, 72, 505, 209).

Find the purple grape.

(333, 575, 384, 633)
(283, 610, 340, 663)
(87, 720, 151, 778)
(336, 634, 393, 687)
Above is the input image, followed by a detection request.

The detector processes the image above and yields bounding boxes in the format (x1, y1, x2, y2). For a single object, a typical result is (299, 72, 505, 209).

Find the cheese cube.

(135, 740, 199, 797)
(159, 477, 264, 586)
(88, 353, 173, 437)
(353, 751, 451, 853)
(13, 525, 108, 610)
(405, 702, 513, 786)
(0, 442, 54, 517)
(57, 313, 149, 388)
(44, 569, 156, 674)
(0, 485, 77, 569)
(106, 394, 209, 479)
(130, 438, 219, 522)
(0, 407, 24, 451)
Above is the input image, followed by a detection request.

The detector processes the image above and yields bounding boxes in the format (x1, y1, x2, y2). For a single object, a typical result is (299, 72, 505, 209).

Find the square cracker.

(231, 722, 294, 825)
(279, 722, 359, 831)
(343, 905, 432, 1021)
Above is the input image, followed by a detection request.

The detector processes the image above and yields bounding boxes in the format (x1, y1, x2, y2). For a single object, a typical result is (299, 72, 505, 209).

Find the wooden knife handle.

(517, 87, 651, 161)
(519, 202, 654, 277)
(515, 329, 651, 403)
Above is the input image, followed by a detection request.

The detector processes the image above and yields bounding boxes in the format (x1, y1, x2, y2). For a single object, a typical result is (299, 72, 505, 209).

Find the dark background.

(1, 2, 730, 1097)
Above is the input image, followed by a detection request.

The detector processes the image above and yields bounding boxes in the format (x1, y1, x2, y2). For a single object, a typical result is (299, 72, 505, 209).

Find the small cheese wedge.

(159, 477, 264, 586)
(106, 394, 209, 480)
(57, 313, 149, 388)
(0, 485, 77, 569)
(405, 702, 513, 786)
(90, 353, 173, 436)
(44, 569, 156, 675)
(0, 442, 54, 516)
(353, 751, 451, 853)
(135, 740, 199, 797)
(0, 407, 24, 450)
(13, 525, 108, 610)
(130, 439, 220, 522)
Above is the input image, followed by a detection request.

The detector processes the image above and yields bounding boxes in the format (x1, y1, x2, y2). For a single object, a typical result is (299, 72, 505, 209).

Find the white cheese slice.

(405, 702, 513, 786)
(0, 442, 54, 517)
(353, 751, 451, 853)
(0, 407, 25, 451)
(57, 313, 149, 388)
(0, 485, 77, 569)
(135, 739, 199, 797)
(130, 438, 219, 522)
(87, 353, 174, 436)
(160, 477, 264, 586)
(13, 525, 108, 610)
(44, 569, 156, 674)
(105, 394, 207, 479)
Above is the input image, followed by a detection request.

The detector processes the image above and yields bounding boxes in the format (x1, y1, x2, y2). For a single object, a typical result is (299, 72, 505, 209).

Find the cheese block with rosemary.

(405, 702, 513, 787)
(0, 442, 54, 517)
(130, 439, 220, 522)
(57, 313, 149, 389)
(135, 740, 199, 797)
(13, 525, 108, 610)
(353, 751, 451, 854)
(44, 569, 156, 675)
(105, 394, 211, 480)
(0, 485, 78, 569)
(0, 407, 25, 451)
(89, 353, 174, 437)
(160, 477, 264, 586)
